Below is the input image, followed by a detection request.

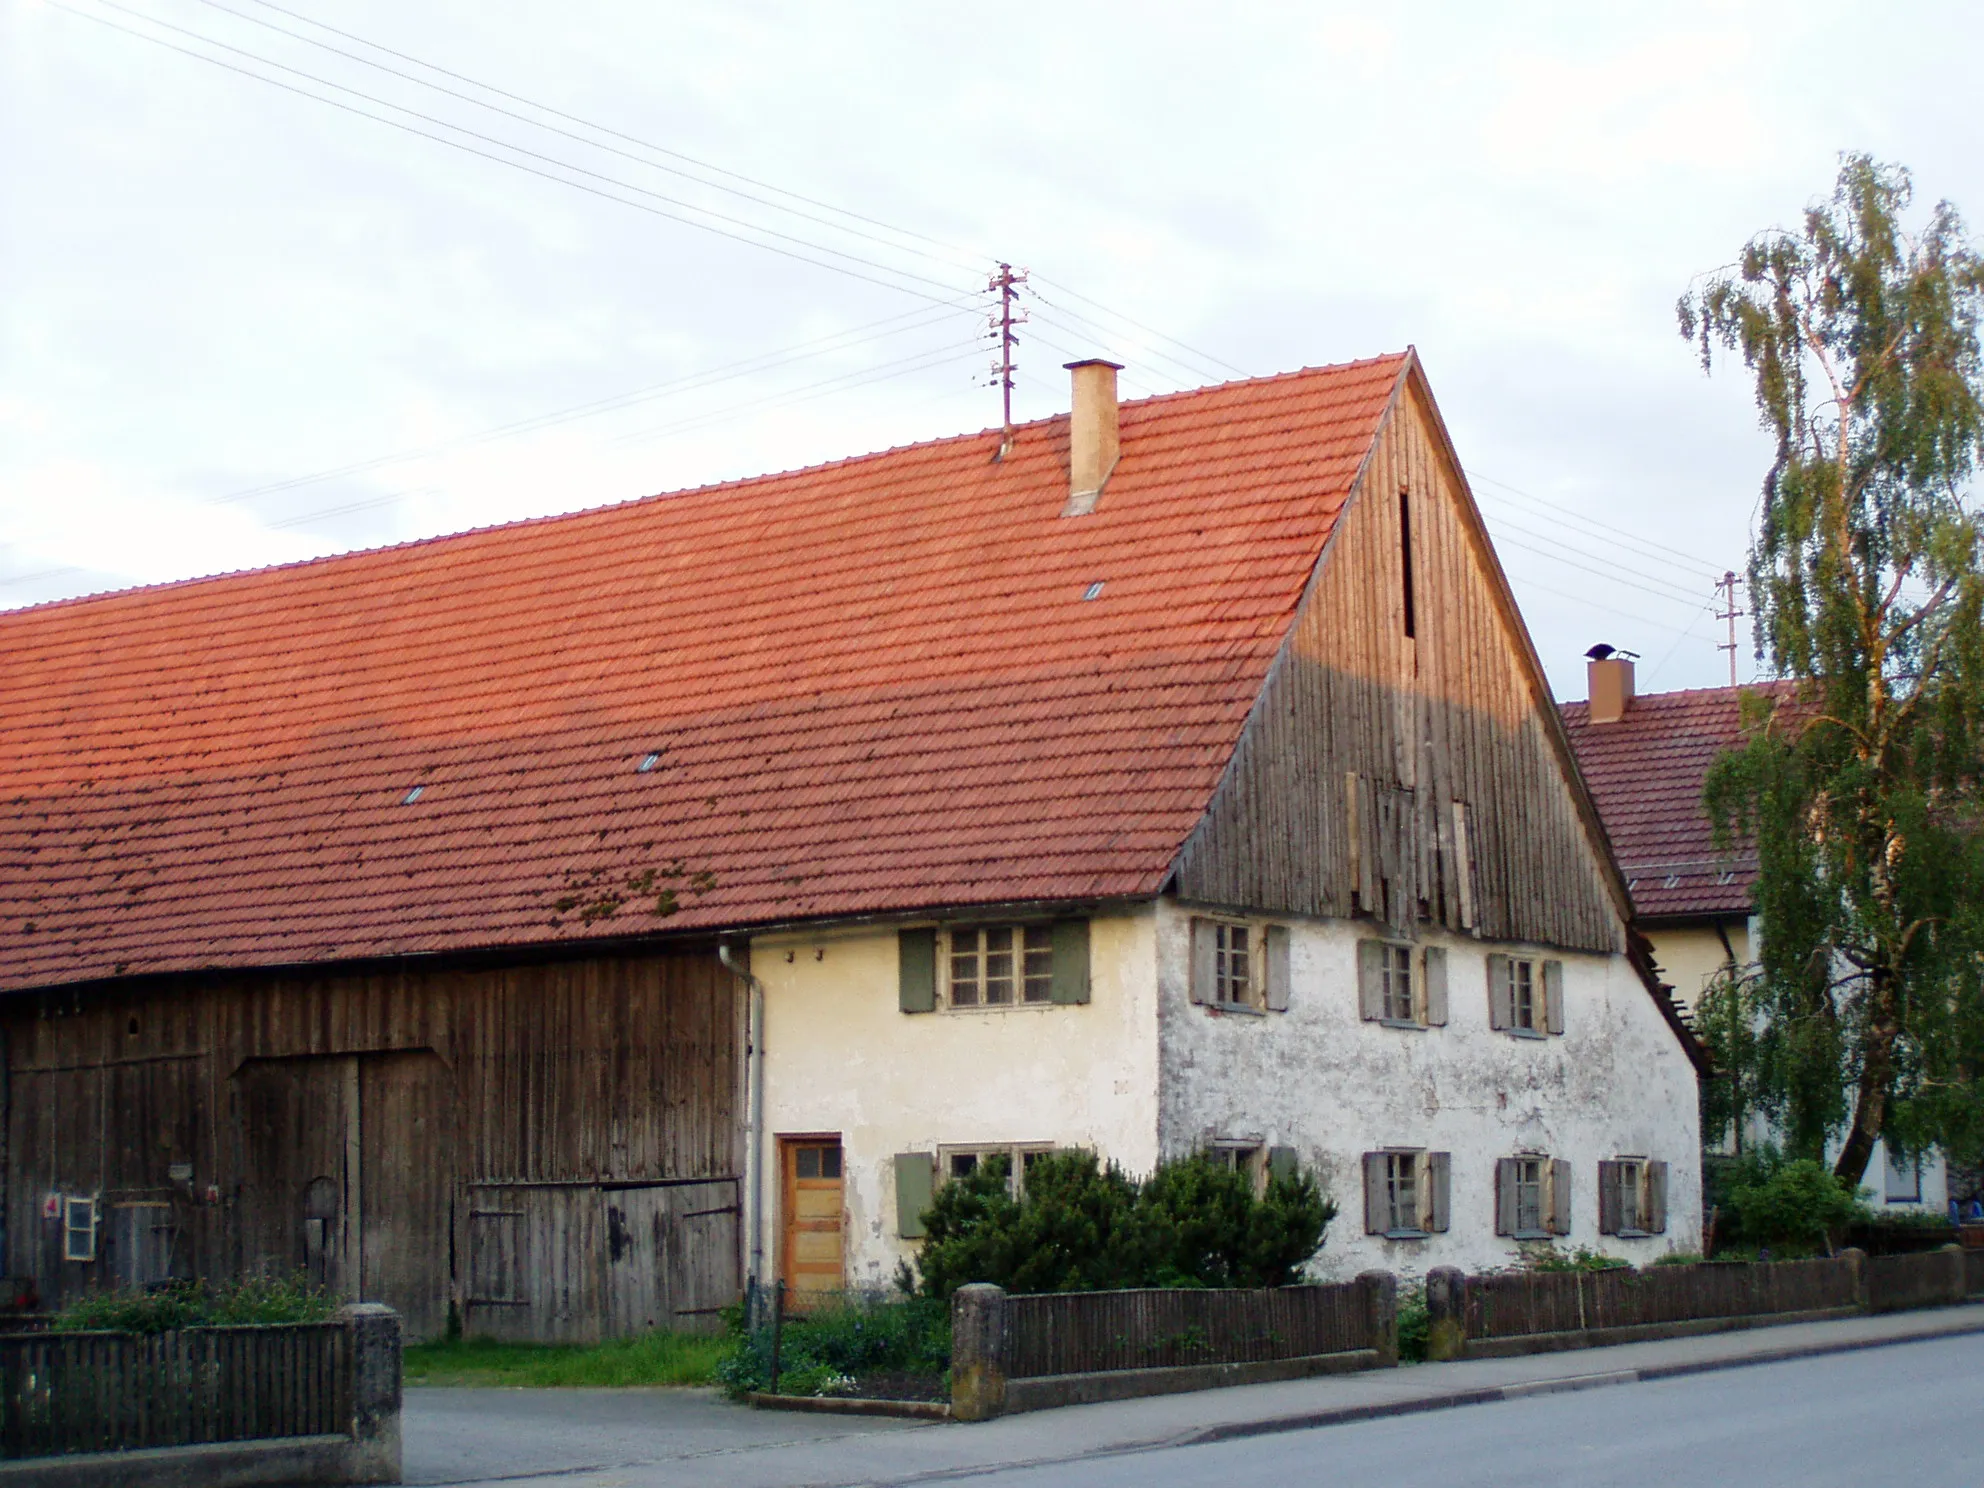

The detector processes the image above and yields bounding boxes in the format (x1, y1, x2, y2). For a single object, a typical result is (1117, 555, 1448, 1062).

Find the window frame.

(1204, 1141, 1267, 1194)
(1380, 943, 1416, 1023)
(942, 923, 1057, 1010)
(1489, 954, 1564, 1038)
(1599, 1156, 1668, 1236)
(1883, 1147, 1923, 1205)
(1512, 1156, 1547, 1239)
(938, 1141, 1058, 1195)
(63, 1196, 98, 1263)
(1189, 915, 1291, 1013)
(1364, 1148, 1449, 1238)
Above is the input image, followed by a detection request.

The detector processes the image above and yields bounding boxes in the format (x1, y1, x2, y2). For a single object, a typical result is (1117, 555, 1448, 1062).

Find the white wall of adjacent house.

(748, 905, 1162, 1290)
(1155, 898, 1703, 1278)
(1645, 920, 1751, 1017)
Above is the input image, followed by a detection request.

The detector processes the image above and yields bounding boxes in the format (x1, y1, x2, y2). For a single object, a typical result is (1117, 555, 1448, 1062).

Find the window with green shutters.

(897, 920, 1090, 1013)
(1598, 1157, 1669, 1236)
(1486, 954, 1564, 1037)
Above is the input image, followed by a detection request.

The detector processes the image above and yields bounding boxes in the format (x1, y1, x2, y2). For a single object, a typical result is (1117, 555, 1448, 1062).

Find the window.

(1357, 941, 1449, 1028)
(1189, 917, 1291, 1011)
(1884, 1146, 1922, 1204)
(1598, 1158, 1669, 1235)
(1398, 487, 1417, 640)
(63, 1196, 98, 1263)
(940, 1143, 1057, 1194)
(948, 925, 1054, 1006)
(1496, 1156, 1572, 1238)
(899, 922, 1091, 1013)
(793, 1143, 843, 1180)
(1487, 954, 1564, 1036)
(1362, 1149, 1450, 1237)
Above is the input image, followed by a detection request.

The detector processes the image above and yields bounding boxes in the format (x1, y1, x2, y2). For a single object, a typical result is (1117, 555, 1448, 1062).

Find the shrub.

(910, 1151, 1335, 1299)
(1518, 1245, 1632, 1273)
(55, 1275, 339, 1335)
(1720, 1151, 1871, 1254)
(714, 1294, 949, 1398)
(1395, 1281, 1429, 1363)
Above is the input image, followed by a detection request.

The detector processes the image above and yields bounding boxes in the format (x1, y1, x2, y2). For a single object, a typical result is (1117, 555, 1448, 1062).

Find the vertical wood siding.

(1174, 377, 1622, 953)
(2, 947, 742, 1343)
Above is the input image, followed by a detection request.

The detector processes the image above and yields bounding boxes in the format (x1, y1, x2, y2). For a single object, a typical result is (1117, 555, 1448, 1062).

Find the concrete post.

(950, 1284, 1010, 1422)
(1839, 1247, 1869, 1312)
(343, 1303, 403, 1485)
(1424, 1266, 1467, 1363)
(1938, 1244, 1968, 1306)
(1357, 1270, 1399, 1368)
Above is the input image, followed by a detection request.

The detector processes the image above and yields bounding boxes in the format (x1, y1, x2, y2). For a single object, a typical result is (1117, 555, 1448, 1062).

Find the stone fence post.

(1356, 1270, 1399, 1368)
(344, 1303, 403, 1484)
(1424, 1266, 1467, 1363)
(951, 1284, 1010, 1422)
(1839, 1247, 1869, 1312)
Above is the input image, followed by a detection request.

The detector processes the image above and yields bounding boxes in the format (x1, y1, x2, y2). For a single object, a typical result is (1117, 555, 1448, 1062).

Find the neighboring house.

(0, 353, 1704, 1339)
(1561, 653, 1948, 1215)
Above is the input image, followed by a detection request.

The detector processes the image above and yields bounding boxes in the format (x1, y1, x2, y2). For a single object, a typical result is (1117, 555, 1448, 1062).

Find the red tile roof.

(1560, 682, 1795, 921)
(0, 355, 1410, 993)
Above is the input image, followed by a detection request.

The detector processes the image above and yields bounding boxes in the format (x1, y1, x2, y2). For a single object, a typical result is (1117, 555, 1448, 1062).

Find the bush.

(55, 1275, 339, 1335)
(1396, 1281, 1429, 1363)
(1717, 1149, 1872, 1254)
(910, 1150, 1335, 1299)
(1518, 1245, 1632, 1273)
(714, 1294, 949, 1398)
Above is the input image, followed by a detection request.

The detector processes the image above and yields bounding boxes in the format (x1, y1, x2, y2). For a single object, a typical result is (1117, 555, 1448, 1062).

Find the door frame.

(776, 1133, 845, 1299)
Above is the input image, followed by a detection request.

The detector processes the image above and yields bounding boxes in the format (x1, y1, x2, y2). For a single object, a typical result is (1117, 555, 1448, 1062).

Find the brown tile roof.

(1559, 682, 1794, 922)
(0, 354, 1411, 993)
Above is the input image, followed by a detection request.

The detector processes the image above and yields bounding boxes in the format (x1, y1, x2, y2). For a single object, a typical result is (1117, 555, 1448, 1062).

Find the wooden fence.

(1004, 1281, 1376, 1379)
(0, 1306, 400, 1471)
(1461, 1257, 1856, 1344)
(1969, 1248, 1984, 1298)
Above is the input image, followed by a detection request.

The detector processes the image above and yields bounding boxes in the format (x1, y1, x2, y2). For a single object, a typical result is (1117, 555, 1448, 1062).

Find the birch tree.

(1681, 154, 1984, 1186)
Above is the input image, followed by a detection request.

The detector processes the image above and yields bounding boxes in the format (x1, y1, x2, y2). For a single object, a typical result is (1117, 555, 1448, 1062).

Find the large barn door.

(234, 1056, 357, 1295)
(358, 1051, 453, 1340)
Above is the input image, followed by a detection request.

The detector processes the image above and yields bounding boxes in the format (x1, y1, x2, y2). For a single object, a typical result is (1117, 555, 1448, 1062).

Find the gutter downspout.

(718, 942, 767, 1302)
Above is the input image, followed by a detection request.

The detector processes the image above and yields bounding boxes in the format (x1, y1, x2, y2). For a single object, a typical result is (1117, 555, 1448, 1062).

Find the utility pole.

(986, 262, 1028, 459)
(1715, 570, 1747, 687)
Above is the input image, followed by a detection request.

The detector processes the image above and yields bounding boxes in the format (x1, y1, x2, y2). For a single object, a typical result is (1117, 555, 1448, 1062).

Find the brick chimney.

(1586, 644, 1636, 725)
(1061, 359, 1123, 517)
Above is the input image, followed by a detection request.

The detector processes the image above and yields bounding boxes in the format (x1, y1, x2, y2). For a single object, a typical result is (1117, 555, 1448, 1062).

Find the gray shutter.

(1358, 940, 1386, 1021)
(899, 927, 937, 1013)
(1597, 1161, 1621, 1235)
(894, 1152, 935, 1239)
(1647, 1160, 1669, 1234)
(1189, 918, 1214, 1004)
(1550, 1158, 1573, 1236)
(1362, 1152, 1388, 1234)
(1426, 1151, 1451, 1232)
(1264, 924, 1292, 1012)
(1050, 918, 1091, 1004)
(1543, 959, 1565, 1035)
(1495, 1157, 1518, 1236)
(1267, 1145, 1298, 1185)
(1422, 945, 1448, 1027)
(1486, 953, 1511, 1029)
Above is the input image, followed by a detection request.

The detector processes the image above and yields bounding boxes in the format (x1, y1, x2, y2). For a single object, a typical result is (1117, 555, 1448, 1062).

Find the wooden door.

(234, 1056, 357, 1295)
(780, 1138, 844, 1302)
(359, 1050, 453, 1341)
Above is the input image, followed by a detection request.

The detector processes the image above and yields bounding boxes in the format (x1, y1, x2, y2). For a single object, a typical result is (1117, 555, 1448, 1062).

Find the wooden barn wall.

(1, 948, 743, 1342)
(1174, 377, 1623, 954)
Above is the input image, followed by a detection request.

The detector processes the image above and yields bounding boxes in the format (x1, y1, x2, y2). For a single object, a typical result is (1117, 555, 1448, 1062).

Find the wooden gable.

(1172, 359, 1625, 953)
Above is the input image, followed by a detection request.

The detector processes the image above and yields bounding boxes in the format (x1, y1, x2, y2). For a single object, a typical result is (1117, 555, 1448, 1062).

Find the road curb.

(1186, 1315, 1984, 1447)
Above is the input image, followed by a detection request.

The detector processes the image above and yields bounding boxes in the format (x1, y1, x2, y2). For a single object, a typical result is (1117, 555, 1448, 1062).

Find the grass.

(404, 1329, 726, 1387)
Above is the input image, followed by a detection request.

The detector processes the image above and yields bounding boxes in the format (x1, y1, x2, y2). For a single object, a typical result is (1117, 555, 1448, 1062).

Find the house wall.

(750, 906, 1160, 1290)
(1645, 920, 1751, 1015)
(1174, 373, 1623, 956)
(3, 947, 741, 1342)
(1155, 900, 1702, 1277)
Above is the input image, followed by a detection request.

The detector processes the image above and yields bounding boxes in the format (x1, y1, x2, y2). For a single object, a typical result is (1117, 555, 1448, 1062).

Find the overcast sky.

(5, 0, 1980, 697)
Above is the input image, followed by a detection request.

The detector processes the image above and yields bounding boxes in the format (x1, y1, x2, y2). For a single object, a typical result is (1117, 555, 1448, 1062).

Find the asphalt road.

(972, 1333, 1984, 1488)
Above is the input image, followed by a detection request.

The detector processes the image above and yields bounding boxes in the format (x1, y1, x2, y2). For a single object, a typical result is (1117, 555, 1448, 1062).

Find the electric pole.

(987, 262, 1028, 459)
(1715, 570, 1747, 687)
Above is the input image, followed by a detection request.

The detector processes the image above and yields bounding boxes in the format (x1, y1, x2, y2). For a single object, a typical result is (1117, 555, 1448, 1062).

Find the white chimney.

(1585, 644, 1637, 725)
(1062, 359, 1123, 517)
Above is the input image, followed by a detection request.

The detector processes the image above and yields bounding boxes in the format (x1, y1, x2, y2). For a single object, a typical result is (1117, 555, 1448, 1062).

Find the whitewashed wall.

(1155, 899, 1703, 1278)
(749, 907, 1161, 1287)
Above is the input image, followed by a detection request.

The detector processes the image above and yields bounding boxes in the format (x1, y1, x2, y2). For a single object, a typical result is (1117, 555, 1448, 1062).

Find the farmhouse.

(0, 352, 1703, 1339)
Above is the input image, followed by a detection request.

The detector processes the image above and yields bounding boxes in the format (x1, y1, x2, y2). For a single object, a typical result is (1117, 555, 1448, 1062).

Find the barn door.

(234, 1056, 357, 1295)
(359, 1051, 453, 1341)
(780, 1137, 844, 1305)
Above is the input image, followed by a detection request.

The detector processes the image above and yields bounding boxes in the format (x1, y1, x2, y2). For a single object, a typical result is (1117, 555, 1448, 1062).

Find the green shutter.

(1486, 954, 1512, 1030)
(1050, 918, 1091, 1004)
(899, 927, 937, 1013)
(1550, 1158, 1574, 1236)
(1264, 924, 1292, 1011)
(1647, 1160, 1669, 1234)
(1267, 1145, 1299, 1185)
(1422, 945, 1449, 1026)
(1543, 960, 1565, 1035)
(1357, 940, 1386, 1020)
(1495, 1157, 1518, 1236)
(1426, 1151, 1451, 1232)
(894, 1152, 935, 1239)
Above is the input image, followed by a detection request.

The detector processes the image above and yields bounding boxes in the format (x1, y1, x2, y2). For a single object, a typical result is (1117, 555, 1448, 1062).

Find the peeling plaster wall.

(1156, 899, 1702, 1278)
(749, 906, 1160, 1288)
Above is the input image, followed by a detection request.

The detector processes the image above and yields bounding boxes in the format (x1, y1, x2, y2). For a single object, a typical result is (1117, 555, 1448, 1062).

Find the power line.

(186, 0, 985, 277)
(53, 0, 973, 303)
(1029, 273, 1247, 378)
(1467, 468, 1726, 579)
(1477, 513, 1716, 607)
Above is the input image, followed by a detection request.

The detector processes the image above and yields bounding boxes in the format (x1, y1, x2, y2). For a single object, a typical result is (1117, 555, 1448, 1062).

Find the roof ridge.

(2, 354, 1411, 622)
